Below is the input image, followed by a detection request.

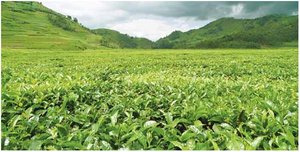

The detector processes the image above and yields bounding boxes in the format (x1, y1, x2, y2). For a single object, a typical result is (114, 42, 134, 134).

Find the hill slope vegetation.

(92, 29, 153, 49)
(1, 1, 298, 49)
(2, 1, 103, 50)
(1, 1, 153, 50)
(154, 15, 298, 49)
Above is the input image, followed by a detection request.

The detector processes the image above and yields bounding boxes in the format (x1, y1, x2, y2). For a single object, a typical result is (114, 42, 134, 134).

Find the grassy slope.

(1, 1, 154, 50)
(2, 48, 298, 150)
(155, 15, 298, 48)
(92, 28, 153, 49)
(1, 1, 104, 50)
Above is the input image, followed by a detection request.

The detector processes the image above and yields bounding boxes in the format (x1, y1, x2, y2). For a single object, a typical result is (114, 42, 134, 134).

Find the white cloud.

(42, 1, 211, 41)
(41, 0, 297, 41)
(110, 17, 211, 41)
(111, 19, 175, 41)
(43, 1, 129, 28)
(230, 4, 244, 17)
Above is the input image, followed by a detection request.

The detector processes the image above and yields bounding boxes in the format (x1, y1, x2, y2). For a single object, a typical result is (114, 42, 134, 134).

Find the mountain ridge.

(2, 1, 298, 50)
(92, 28, 153, 49)
(154, 14, 298, 48)
(1, 1, 153, 50)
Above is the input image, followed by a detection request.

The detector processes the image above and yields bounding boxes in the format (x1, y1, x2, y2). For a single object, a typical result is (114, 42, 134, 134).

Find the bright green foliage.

(1, 48, 298, 150)
(47, 14, 75, 32)
(154, 15, 298, 49)
(1, 1, 154, 50)
(1, 1, 104, 50)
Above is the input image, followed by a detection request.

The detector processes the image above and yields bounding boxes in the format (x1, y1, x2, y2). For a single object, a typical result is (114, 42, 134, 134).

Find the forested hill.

(154, 15, 298, 49)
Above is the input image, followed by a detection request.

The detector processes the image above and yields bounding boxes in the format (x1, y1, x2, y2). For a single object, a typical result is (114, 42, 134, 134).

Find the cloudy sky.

(42, 1, 298, 41)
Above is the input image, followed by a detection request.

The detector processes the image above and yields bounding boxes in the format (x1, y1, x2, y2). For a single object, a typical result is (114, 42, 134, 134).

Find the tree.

(67, 15, 72, 20)
(73, 17, 78, 23)
(48, 14, 75, 31)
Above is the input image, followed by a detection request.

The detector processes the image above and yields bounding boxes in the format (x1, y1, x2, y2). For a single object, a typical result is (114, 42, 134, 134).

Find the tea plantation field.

(1, 48, 298, 150)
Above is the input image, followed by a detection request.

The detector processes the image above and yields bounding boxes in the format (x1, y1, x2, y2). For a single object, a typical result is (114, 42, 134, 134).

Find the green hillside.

(154, 15, 298, 49)
(1, 1, 298, 50)
(1, 1, 153, 50)
(1, 1, 105, 50)
(92, 28, 153, 49)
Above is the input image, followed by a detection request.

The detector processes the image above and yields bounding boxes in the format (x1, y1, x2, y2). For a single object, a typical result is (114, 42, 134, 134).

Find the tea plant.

(1, 48, 298, 150)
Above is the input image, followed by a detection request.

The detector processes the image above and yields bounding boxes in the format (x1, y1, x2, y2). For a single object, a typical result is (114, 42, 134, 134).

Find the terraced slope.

(1, 1, 107, 50)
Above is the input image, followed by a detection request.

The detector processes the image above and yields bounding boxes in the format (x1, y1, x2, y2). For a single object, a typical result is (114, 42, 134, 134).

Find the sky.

(42, 1, 298, 41)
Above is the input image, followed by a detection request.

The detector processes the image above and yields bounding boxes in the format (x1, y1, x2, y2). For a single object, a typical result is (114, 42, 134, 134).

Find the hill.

(154, 15, 298, 49)
(1, 1, 153, 50)
(1, 1, 105, 50)
(92, 28, 153, 49)
(2, 2, 298, 50)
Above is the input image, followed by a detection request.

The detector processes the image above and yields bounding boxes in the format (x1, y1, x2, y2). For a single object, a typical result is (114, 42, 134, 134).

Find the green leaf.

(220, 123, 233, 130)
(68, 92, 79, 101)
(56, 124, 68, 137)
(251, 136, 264, 149)
(110, 111, 118, 126)
(10, 115, 21, 128)
(63, 141, 85, 149)
(189, 125, 201, 134)
(29, 140, 43, 150)
(195, 142, 211, 150)
(91, 123, 100, 134)
(22, 107, 33, 118)
(171, 141, 184, 149)
(186, 139, 195, 150)
(180, 131, 195, 141)
(152, 127, 165, 136)
(227, 137, 244, 150)
(100, 140, 112, 150)
(211, 140, 220, 150)
(283, 129, 295, 147)
(144, 120, 157, 128)
(193, 120, 203, 128)
(165, 112, 173, 124)
(138, 134, 147, 148)
(127, 131, 143, 144)
(168, 119, 181, 128)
